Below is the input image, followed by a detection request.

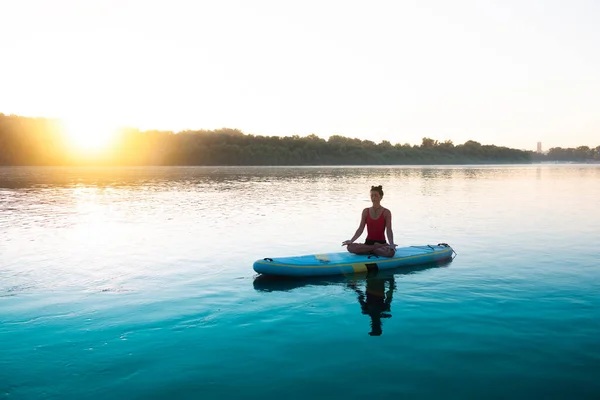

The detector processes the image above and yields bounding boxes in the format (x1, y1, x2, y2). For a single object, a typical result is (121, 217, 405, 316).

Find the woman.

(342, 185, 396, 257)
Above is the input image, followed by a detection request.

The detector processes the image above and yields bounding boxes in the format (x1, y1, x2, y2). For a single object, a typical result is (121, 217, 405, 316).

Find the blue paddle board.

(253, 243, 455, 277)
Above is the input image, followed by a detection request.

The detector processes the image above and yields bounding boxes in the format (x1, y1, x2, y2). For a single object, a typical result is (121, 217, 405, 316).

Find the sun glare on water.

(62, 118, 120, 153)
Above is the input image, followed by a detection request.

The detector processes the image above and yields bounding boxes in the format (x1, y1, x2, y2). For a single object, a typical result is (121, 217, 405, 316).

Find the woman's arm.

(385, 209, 395, 247)
(343, 208, 368, 245)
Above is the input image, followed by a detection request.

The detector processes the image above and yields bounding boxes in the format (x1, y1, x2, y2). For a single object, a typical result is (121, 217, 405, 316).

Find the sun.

(62, 117, 119, 153)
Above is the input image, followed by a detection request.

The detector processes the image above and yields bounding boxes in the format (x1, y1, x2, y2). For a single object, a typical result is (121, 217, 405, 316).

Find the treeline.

(0, 113, 595, 166)
(532, 146, 600, 162)
(0, 114, 67, 165)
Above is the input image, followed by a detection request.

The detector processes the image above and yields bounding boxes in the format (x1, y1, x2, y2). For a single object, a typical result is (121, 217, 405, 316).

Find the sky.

(1, 0, 599, 150)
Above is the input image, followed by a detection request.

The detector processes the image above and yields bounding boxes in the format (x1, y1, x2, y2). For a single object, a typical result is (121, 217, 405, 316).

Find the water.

(1, 165, 599, 399)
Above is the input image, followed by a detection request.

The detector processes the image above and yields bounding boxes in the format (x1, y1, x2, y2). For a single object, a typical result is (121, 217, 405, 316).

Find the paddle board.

(253, 243, 455, 277)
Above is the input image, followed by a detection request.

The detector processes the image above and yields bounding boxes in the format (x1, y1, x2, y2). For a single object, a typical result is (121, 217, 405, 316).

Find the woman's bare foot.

(373, 245, 395, 258)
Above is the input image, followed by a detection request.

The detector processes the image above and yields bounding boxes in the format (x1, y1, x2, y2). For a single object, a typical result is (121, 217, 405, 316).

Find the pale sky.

(1, 0, 599, 150)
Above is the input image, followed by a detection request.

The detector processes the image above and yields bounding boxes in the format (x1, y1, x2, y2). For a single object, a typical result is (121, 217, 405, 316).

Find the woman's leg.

(347, 243, 375, 255)
(372, 244, 395, 258)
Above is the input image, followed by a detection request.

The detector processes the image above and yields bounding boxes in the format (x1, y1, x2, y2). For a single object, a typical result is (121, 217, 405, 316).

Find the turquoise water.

(1, 165, 599, 399)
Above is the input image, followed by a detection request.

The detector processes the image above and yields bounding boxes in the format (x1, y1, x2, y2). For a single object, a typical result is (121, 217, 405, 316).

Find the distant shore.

(1, 113, 598, 166)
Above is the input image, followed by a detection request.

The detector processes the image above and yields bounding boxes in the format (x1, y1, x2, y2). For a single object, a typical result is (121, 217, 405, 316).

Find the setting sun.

(61, 118, 119, 153)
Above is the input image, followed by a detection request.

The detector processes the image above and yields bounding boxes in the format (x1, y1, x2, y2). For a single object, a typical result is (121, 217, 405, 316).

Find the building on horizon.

(537, 142, 542, 153)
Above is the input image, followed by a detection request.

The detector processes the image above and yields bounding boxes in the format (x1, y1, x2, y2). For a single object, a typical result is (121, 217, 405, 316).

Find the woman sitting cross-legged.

(342, 185, 396, 258)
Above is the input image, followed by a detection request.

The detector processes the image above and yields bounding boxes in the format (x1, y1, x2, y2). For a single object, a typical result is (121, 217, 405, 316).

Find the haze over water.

(1, 164, 599, 399)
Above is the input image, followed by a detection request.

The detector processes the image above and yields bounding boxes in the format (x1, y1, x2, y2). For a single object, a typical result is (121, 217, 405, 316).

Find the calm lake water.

(1, 165, 599, 399)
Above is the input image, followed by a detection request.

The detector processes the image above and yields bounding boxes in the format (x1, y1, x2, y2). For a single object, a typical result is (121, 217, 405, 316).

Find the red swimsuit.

(366, 208, 386, 242)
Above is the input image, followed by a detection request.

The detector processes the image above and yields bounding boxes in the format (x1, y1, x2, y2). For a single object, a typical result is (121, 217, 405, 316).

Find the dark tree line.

(531, 146, 600, 162)
(1, 113, 596, 166)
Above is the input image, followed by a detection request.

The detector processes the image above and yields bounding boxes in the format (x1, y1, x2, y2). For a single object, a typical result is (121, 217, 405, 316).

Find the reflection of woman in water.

(349, 275, 395, 336)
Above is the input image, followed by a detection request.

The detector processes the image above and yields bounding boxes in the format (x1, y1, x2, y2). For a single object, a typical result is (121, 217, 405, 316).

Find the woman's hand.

(342, 240, 353, 246)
